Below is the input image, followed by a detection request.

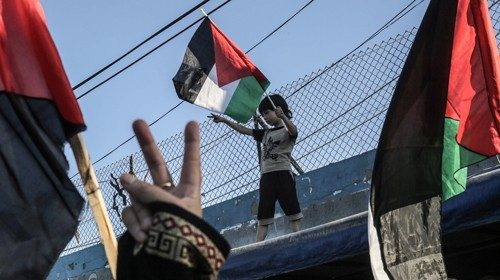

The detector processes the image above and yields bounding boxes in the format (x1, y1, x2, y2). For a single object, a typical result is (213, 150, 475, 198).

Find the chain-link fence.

(61, 2, 500, 255)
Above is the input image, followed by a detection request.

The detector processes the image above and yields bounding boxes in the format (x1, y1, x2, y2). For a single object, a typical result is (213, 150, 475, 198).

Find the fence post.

(69, 133, 117, 279)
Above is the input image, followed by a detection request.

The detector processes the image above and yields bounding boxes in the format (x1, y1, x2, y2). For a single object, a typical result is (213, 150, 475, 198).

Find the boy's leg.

(256, 224, 269, 242)
(256, 173, 277, 242)
(290, 219, 300, 232)
(276, 171, 303, 233)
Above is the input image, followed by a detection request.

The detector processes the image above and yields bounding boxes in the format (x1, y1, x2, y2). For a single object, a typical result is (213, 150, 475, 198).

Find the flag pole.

(263, 92, 290, 133)
(253, 115, 263, 167)
(255, 111, 304, 175)
(69, 133, 117, 279)
(200, 8, 208, 17)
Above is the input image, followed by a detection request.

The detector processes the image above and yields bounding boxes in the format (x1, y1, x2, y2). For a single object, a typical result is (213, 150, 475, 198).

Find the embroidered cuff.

(143, 202, 230, 277)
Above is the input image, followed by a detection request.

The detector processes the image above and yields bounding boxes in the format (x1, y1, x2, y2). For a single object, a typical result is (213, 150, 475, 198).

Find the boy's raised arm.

(208, 113, 253, 136)
(275, 106, 298, 137)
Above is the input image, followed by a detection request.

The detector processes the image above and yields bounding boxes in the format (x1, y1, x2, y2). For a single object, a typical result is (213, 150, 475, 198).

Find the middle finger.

(133, 120, 172, 185)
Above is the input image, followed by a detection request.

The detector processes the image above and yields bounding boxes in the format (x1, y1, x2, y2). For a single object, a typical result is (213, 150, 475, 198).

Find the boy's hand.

(275, 106, 286, 119)
(208, 113, 227, 123)
(120, 120, 202, 243)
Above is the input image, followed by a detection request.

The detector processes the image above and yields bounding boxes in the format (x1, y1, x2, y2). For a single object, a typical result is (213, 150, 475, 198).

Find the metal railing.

(61, 2, 500, 255)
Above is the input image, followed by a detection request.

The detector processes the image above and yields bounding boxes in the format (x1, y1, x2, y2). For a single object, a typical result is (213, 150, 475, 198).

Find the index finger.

(133, 120, 171, 185)
(179, 121, 201, 197)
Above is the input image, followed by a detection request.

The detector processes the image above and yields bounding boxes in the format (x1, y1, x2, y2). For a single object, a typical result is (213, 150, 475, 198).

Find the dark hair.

(258, 94, 293, 119)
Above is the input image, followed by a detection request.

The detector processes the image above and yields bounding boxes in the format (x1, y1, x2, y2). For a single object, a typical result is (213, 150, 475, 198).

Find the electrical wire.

(73, 0, 317, 176)
(70, 101, 183, 179)
(76, 0, 232, 99)
(246, 0, 315, 54)
(296, 109, 388, 161)
(179, 0, 424, 175)
(73, 0, 423, 179)
(73, 0, 210, 92)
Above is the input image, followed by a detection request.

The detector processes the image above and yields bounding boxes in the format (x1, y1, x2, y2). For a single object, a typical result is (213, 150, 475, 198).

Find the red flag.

(0, 0, 84, 132)
(369, 0, 500, 279)
(446, 0, 500, 156)
(0, 0, 85, 278)
(173, 18, 270, 123)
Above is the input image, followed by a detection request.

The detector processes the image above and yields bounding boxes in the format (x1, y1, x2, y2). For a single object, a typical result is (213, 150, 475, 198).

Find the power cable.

(180, 0, 424, 172)
(246, 0, 315, 54)
(73, 0, 210, 92)
(296, 109, 388, 161)
(195, 1, 428, 198)
(70, 101, 183, 180)
(76, 0, 232, 100)
(74, 101, 183, 178)
(74, 0, 422, 179)
(135, 0, 319, 172)
(73, 0, 316, 177)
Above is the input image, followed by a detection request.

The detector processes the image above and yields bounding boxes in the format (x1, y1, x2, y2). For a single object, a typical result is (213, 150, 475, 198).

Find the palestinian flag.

(0, 0, 85, 278)
(173, 17, 270, 123)
(368, 0, 500, 279)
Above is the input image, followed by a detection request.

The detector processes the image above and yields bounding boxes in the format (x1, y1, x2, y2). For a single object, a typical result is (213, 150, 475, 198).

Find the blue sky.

(39, 0, 428, 175)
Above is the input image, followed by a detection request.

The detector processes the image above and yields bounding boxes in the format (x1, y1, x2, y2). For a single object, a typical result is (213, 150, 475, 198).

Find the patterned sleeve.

(118, 202, 231, 280)
(252, 129, 265, 142)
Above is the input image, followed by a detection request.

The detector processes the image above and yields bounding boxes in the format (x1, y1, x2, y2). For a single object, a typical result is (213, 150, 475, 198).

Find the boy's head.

(258, 94, 292, 126)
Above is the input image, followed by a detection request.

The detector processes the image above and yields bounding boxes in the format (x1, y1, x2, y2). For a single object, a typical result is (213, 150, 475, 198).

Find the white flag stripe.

(368, 204, 391, 280)
(193, 65, 239, 113)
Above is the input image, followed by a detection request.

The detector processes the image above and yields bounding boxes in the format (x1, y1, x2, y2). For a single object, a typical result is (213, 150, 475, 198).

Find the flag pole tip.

(200, 8, 208, 17)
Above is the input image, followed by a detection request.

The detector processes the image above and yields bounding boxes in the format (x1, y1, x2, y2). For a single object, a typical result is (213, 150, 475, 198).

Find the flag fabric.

(173, 17, 270, 123)
(368, 0, 500, 279)
(0, 0, 86, 278)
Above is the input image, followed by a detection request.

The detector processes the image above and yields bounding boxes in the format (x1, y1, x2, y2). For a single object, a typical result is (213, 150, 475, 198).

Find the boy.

(209, 94, 303, 242)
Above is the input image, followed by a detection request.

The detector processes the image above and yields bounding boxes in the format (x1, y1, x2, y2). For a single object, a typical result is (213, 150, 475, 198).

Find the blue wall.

(48, 150, 377, 279)
(203, 150, 376, 232)
(48, 244, 108, 280)
(48, 150, 500, 279)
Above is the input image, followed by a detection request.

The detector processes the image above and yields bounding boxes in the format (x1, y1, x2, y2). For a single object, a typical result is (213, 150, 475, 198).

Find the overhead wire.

(190, 0, 429, 199)
(73, 0, 210, 93)
(192, 0, 425, 175)
(72, 0, 317, 178)
(296, 109, 389, 162)
(141, 0, 320, 175)
(70, 1, 234, 179)
(90, 102, 183, 167)
(245, 0, 314, 54)
(73, 0, 424, 180)
(76, 0, 232, 99)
